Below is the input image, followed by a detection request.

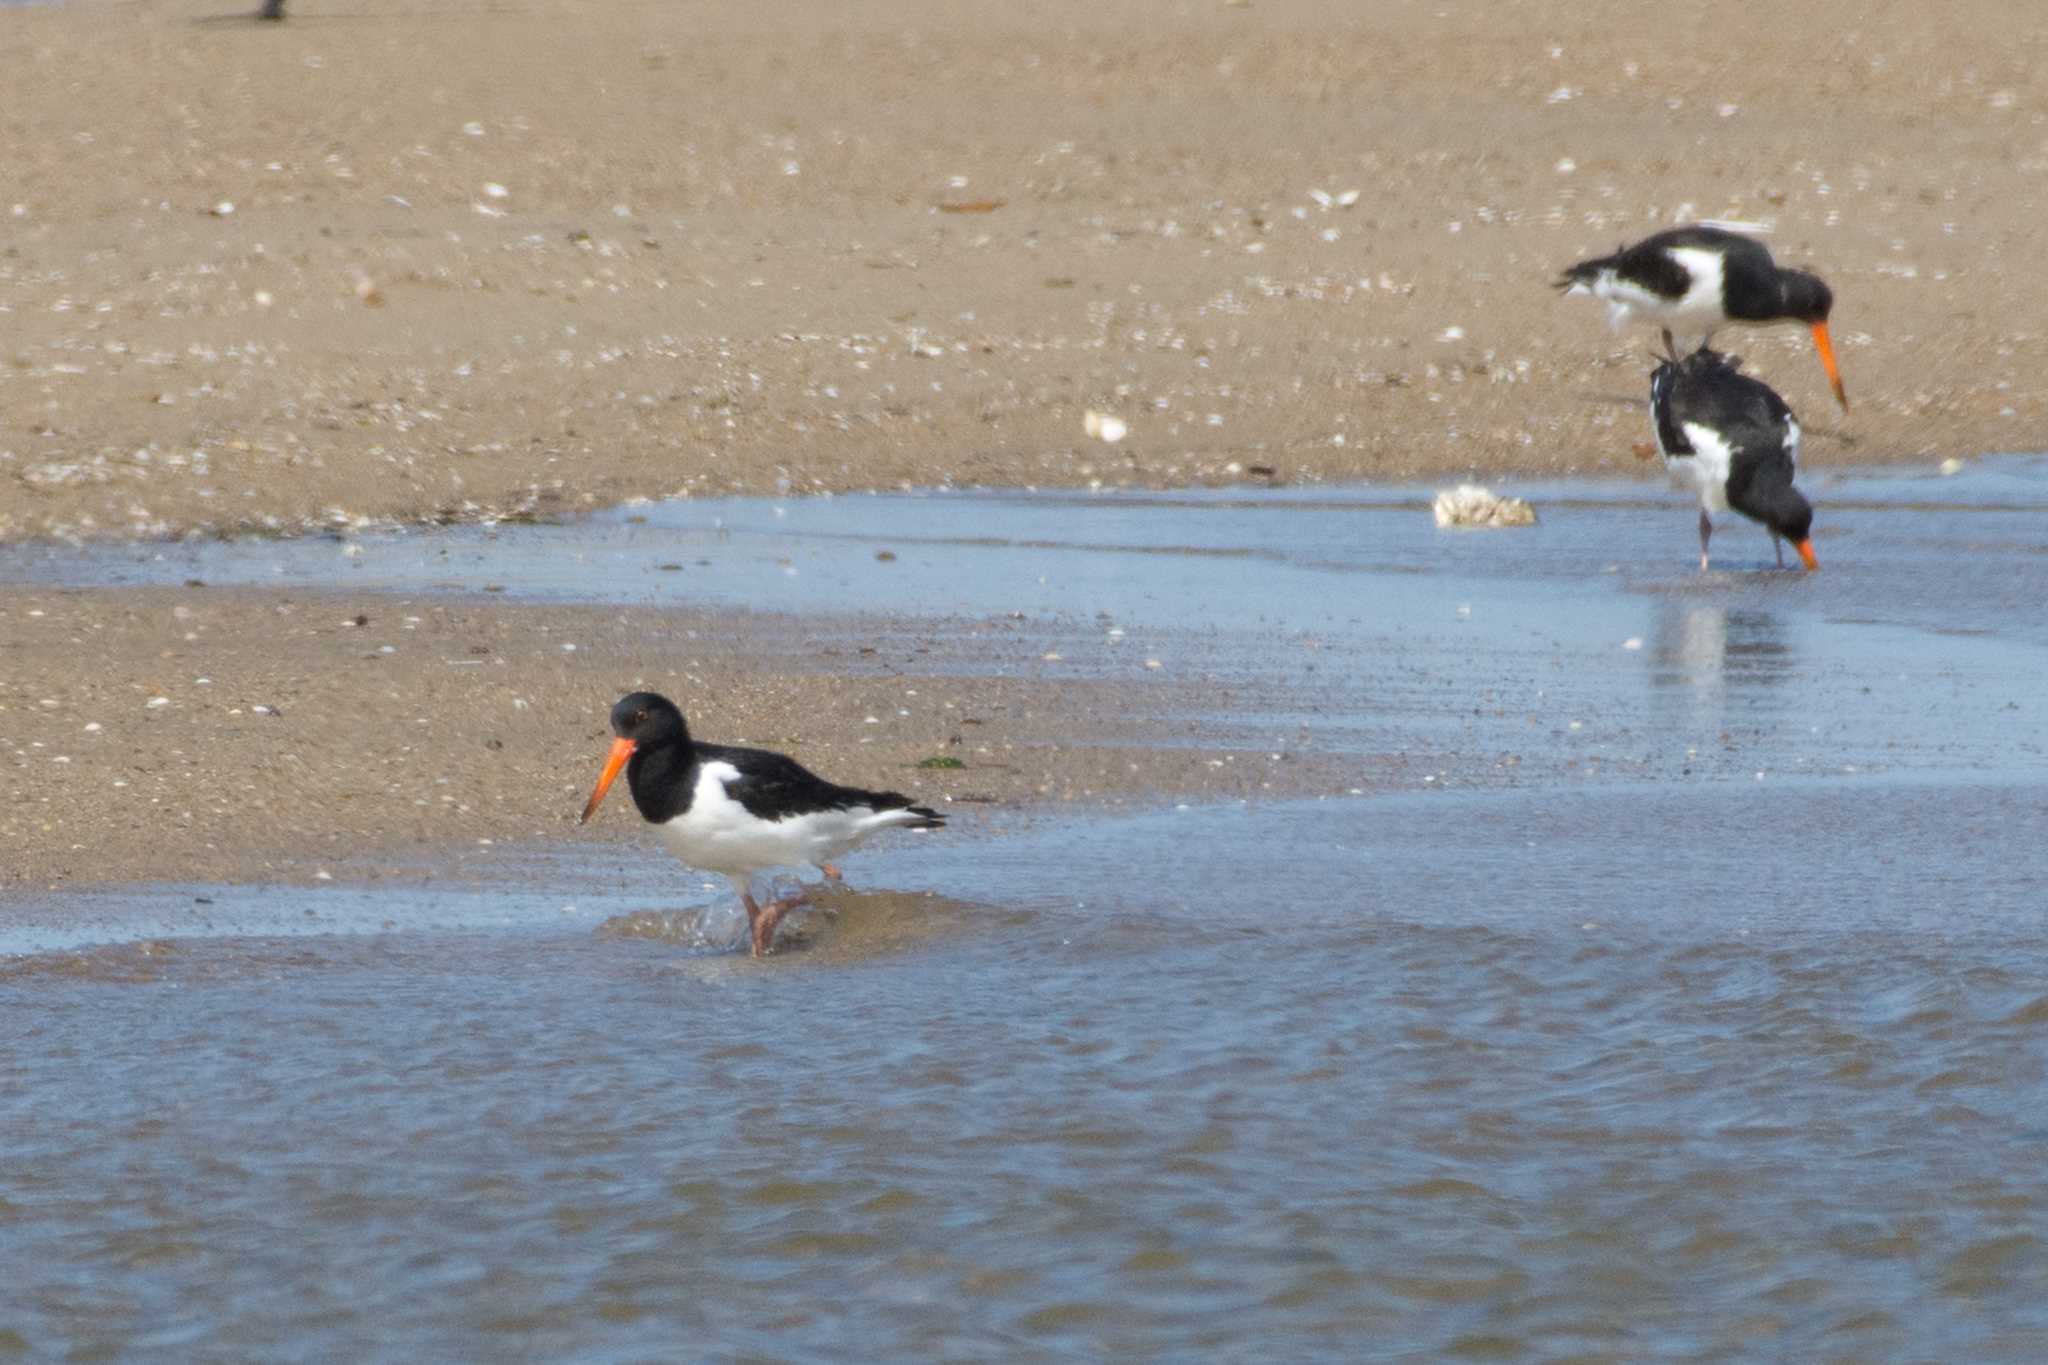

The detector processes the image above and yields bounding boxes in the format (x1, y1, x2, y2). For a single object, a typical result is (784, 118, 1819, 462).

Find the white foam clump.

(1432, 484, 1537, 529)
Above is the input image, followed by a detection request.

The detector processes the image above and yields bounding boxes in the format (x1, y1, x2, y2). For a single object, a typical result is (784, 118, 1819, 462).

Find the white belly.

(654, 762, 898, 876)
(1582, 245, 1728, 330)
(1665, 421, 1734, 512)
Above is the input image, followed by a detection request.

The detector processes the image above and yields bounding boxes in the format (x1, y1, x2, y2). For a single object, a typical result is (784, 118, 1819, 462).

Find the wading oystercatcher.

(1648, 338, 1818, 573)
(578, 691, 946, 956)
(1558, 225, 1849, 411)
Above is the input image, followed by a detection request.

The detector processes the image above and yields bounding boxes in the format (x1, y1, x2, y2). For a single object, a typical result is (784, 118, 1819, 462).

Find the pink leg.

(817, 862, 844, 883)
(738, 888, 809, 957)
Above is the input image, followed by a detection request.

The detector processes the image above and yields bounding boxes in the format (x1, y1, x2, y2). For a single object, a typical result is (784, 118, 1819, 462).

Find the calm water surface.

(5, 462, 2048, 1359)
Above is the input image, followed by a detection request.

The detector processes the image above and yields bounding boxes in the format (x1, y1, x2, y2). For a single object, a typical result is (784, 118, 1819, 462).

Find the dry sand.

(5, 0, 2044, 541)
(3, 0, 2044, 886)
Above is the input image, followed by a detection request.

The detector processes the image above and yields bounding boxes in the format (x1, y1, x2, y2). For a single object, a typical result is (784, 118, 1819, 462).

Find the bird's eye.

(633, 711, 647, 725)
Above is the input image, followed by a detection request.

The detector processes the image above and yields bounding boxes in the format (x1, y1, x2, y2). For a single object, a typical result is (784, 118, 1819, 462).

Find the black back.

(610, 691, 941, 826)
(1648, 346, 1813, 540)
(694, 740, 936, 824)
(1559, 226, 1830, 324)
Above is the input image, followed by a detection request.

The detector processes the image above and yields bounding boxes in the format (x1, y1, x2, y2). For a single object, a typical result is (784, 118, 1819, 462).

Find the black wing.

(1649, 359, 1691, 455)
(1560, 232, 1688, 300)
(700, 742, 940, 825)
(1562, 226, 1770, 302)
(1681, 353, 1795, 445)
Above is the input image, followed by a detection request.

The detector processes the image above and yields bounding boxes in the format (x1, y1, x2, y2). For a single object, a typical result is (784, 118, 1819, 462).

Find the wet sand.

(12, 458, 2048, 889)
(3, 0, 2044, 546)
(6, 0, 2045, 884)
(0, 584, 1372, 889)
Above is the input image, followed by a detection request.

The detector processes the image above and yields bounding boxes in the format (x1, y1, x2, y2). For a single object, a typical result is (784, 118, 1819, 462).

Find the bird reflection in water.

(1649, 601, 1795, 713)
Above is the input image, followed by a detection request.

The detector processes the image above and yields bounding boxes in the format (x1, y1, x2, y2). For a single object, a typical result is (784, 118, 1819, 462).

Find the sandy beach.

(4, 0, 2045, 884)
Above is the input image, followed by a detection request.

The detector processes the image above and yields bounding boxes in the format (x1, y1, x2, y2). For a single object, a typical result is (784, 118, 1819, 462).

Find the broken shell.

(1083, 410, 1128, 443)
(1432, 484, 1537, 529)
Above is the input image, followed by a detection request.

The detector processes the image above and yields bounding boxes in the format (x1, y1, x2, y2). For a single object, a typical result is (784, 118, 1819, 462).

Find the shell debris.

(1083, 410, 1128, 444)
(1432, 484, 1537, 529)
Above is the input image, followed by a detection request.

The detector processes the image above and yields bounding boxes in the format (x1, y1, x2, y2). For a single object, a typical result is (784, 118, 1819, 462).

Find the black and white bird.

(578, 692, 946, 956)
(1559, 225, 1848, 411)
(1648, 340, 1819, 573)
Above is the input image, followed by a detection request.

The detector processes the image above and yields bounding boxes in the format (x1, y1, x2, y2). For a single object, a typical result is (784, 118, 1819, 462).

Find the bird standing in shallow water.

(579, 692, 946, 956)
(1648, 340, 1819, 573)
(1558, 224, 1849, 411)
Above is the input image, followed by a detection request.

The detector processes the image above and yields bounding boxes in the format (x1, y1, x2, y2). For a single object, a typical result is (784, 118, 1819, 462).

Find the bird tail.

(865, 797, 945, 831)
(1554, 257, 1607, 293)
(897, 804, 946, 831)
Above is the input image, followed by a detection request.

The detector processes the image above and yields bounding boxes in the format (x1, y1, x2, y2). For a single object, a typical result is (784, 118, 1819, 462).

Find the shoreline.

(0, 585, 1384, 893)
(7, 0, 2046, 893)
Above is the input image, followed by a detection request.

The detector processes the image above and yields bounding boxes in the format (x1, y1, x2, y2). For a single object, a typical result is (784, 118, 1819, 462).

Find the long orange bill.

(1795, 538, 1819, 571)
(1810, 321, 1848, 411)
(579, 736, 636, 824)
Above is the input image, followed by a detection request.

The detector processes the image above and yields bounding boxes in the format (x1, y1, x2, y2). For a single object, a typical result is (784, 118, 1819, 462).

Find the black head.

(581, 692, 691, 824)
(1736, 479, 1818, 569)
(610, 691, 689, 748)
(1779, 269, 1833, 324)
(1765, 487, 1814, 544)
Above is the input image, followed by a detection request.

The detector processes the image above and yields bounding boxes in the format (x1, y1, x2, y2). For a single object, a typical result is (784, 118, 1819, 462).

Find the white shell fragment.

(1083, 410, 1128, 444)
(1698, 218, 1772, 235)
(1432, 484, 1537, 529)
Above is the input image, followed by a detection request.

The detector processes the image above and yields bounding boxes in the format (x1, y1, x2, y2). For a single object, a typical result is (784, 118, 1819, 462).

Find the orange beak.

(1794, 538, 1819, 571)
(1809, 321, 1848, 411)
(578, 736, 635, 824)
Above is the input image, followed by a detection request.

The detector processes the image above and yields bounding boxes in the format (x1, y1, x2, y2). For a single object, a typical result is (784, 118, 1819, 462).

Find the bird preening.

(1558, 224, 1849, 412)
(579, 692, 945, 957)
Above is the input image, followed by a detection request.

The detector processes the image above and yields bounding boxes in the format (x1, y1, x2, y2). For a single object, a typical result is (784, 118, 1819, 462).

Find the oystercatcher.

(578, 691, 946, 956)
(1648, 339, 1818, 573)
(1558, 225, 1848, 411)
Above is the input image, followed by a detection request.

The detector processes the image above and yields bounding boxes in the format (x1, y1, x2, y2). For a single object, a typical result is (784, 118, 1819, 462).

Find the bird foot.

(819, 863, 843, 882)
(741, 889, 810, 957)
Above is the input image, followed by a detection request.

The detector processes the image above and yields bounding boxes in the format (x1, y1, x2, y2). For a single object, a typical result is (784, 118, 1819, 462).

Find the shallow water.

(8, 787, 2048, 1360)
(6, 461, 2048, 1358)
